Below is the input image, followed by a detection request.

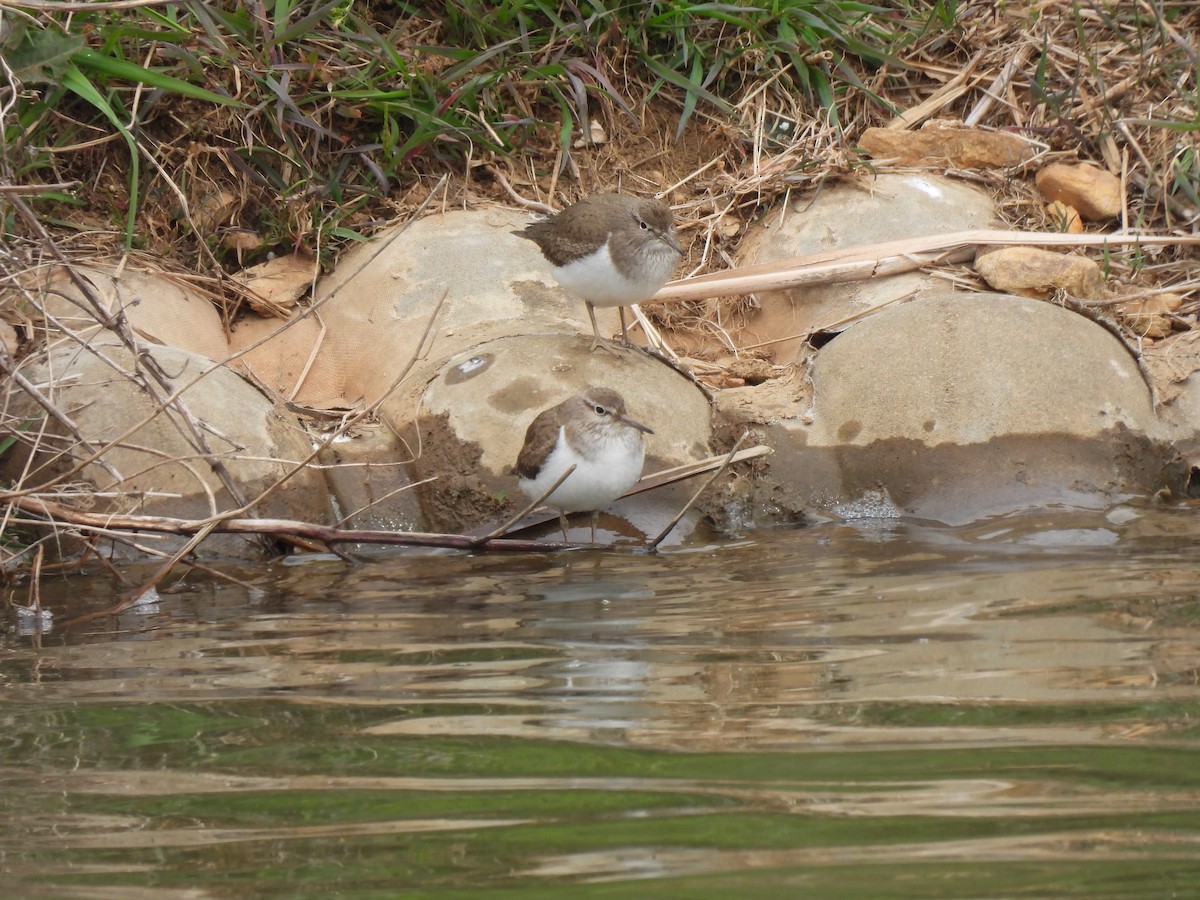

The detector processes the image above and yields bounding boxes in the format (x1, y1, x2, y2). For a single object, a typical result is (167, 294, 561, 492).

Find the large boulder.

(230, 207, 627, 410)
(733, 173, 999, 364)
(1, 344, 332, 557)
(719, 290, 1176, 525)
(21, 264, 230, 363)
(410, 334, 713, 541)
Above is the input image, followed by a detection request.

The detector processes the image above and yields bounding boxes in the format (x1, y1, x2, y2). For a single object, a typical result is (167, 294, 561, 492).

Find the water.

(4, 503, 1200, 898)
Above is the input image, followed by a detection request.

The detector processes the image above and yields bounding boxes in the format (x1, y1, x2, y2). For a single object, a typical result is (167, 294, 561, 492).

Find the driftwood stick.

(7, 495, 575, 553)
(474, 464, 577, 545)
(647, 230, 1200, 304)
(647, 431, 750, 551)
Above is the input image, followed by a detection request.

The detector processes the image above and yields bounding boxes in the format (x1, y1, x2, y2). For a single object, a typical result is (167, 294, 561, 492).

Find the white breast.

(552, 244, 676, 308)
(519, 425, 645, 513)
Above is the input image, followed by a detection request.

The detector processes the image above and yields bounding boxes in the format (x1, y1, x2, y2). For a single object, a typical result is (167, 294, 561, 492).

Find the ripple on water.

(4, 504, 1200, 897)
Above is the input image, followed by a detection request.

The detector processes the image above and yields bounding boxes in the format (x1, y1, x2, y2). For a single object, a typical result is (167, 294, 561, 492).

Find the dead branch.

(6, 495, 579, 553)
(648, 230, 1200, 304)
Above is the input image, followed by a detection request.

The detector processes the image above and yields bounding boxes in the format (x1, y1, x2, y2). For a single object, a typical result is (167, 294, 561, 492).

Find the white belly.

(519, 426, 645, 512)
(552, 245, 676, 308)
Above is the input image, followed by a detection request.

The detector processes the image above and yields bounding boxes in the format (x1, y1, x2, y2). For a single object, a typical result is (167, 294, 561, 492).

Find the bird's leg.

(585, 301, 622, 356)
(617, 307, 631, 345)
(558, 512, 571, 543)
(589, 510, 599, 544)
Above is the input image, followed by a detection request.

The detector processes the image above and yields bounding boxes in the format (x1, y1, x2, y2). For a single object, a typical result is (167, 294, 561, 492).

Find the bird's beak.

(662, 231, 684, 256)
(619, 414, 654, 435)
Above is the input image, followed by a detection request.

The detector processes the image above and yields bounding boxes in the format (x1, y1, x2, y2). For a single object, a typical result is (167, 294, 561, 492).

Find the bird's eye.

(594, 405, 607, 415)
(639, 220, 649, 230)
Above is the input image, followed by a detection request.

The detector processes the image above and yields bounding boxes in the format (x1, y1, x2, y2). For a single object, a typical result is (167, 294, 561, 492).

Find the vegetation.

(0, 1, 1195, 266)
(0, 0, 924, 260)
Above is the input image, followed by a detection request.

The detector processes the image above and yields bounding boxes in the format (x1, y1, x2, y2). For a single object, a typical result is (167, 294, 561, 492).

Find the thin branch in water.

(7, 495, 575, 553)
(474, 464, 578, 545)
(127, 521, 218, 603)
(647, 431, 750, 551)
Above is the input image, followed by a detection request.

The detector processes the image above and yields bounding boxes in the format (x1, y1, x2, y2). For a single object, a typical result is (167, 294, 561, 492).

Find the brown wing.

(513, 218, 593, 267)
(513, 194, 631, 266)
(516, 409, 561, 479)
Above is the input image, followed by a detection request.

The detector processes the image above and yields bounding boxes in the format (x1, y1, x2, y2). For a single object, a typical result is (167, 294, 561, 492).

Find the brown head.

(513, 193, 683, 268)
(516, 386, 653, 478)
(571, 387, 654, 436)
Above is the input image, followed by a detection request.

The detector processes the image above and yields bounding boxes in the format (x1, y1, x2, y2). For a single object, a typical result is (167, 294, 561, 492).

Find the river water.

(3, 502, 1200, 898)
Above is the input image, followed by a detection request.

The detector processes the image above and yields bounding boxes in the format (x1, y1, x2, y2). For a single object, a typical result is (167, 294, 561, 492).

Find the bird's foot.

(588, 335, 627, 357)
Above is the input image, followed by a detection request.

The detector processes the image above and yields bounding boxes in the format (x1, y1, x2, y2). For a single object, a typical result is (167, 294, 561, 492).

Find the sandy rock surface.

(2, 343, 331, 557)
(734, 173, 998, 363)
(33, 265, 230, 363)
(722, 290, 1174, 526)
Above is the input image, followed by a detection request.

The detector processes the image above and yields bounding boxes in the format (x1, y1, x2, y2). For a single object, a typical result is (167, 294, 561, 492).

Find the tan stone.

(27, 264, 230, 363)
(1115, 291, 1183, 339)
(0, 343, 332, 558)
(737, 290, 1166, 526)
(735, 173, 999, 364)
(1035, 162, 1122, 221)
(229, 313, 329, 404)
(1046, 200, 1084, 233)
(974, 246, 1106, 300)
(271, 207, 629, 411)
(858, 124, 1037, 168)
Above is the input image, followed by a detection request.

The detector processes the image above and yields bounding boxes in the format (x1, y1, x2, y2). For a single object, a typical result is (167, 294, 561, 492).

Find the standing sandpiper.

(516, 387, 653, 542)
(514, 193, 683, 351)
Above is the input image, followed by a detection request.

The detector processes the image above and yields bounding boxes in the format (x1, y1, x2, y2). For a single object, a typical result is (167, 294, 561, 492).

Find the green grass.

(0, 0, 929, 258)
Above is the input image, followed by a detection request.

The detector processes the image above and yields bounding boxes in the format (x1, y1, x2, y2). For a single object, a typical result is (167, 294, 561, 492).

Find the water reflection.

(4, 503, 1200, 896)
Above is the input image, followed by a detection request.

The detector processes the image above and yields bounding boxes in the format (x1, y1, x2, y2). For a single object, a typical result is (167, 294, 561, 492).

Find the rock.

(231, 253, 315, 316)
(255, 207, 628, 411)
(317, 423, 424, 533)
(0, 344, 332, 558)
(725, 290, 1170, 526)
(228, 313, 334, 407)
(1115, 291, 1182, 340)
(1035, 162, 1122, 221)
(735, 173, 999, 364)
(410, 333, 713, 542)
(1046, 200, 1083, 233)
(26, 264, 230, 363)
(975, 246, 1106, 300)
(858, 124, 1038, 169)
